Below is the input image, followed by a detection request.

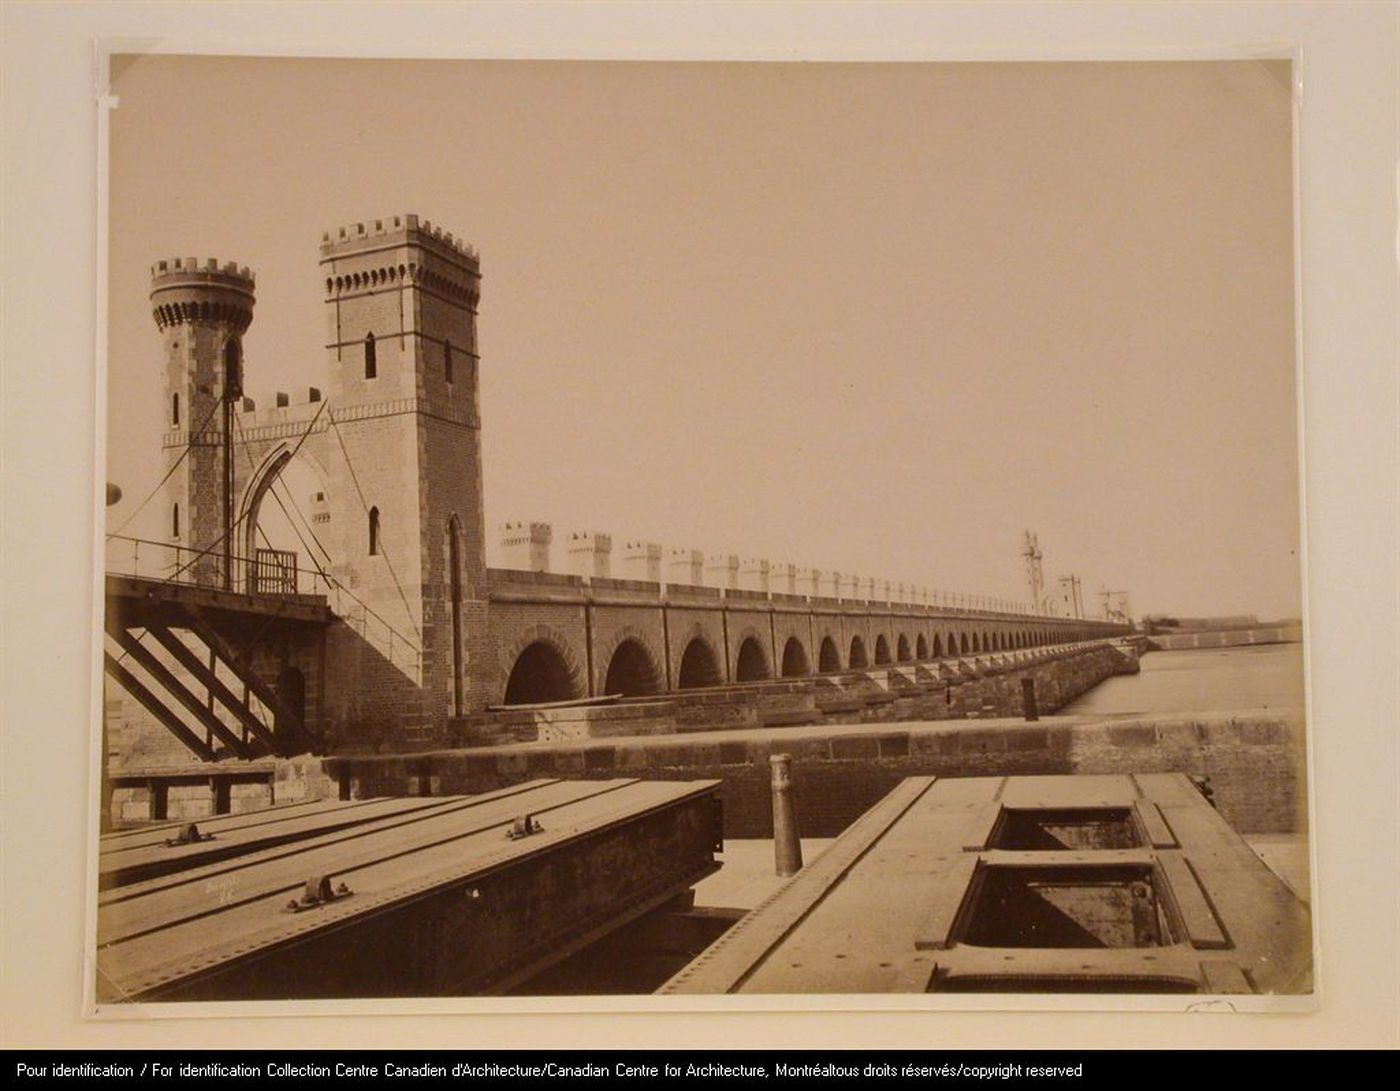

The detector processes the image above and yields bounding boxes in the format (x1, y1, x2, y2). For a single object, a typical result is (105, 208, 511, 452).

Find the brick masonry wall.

(664, 608, 726, 685)
(332, 711, 1306, 838)
(324, 641, 1306, 839)
(105, 619, 326, 774)
(724, 607, 773, 679)
(486, 600, 589, 703)
(589, 604, 669, 694)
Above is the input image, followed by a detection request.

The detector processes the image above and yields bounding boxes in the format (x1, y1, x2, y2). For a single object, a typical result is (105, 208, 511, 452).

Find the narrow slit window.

(368, 506, 380, 555)
(223, 337, 243, 397)
(364, 332, 377, 379)
(172, 502, 180, 539)
(444, 339, 454, 384)
(171, 391, 180, 426)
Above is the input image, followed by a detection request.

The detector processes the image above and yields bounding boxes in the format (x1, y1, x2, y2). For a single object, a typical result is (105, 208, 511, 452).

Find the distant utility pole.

(1022, 531, 1044, 613)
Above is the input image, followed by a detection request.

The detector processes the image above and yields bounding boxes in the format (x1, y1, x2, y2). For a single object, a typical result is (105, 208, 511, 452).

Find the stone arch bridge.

(104, 214, 1128, 790)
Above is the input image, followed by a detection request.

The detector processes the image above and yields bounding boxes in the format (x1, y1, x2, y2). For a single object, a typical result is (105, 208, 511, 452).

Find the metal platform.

(96, 778, 722, 1002)
(661, 773, 1311, 995)
(98, 795, 463, 890)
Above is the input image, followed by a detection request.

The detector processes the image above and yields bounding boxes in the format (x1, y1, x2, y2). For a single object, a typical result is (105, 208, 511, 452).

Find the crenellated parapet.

(485, 523, 1050, 616)
(567, 531, 613, 580)
(321, 214, 480, 310)
(668, 548, 705, 587)
(623, 541, 663, 583)
(150, 258, 256, 333)
(500, 521, 552, 573)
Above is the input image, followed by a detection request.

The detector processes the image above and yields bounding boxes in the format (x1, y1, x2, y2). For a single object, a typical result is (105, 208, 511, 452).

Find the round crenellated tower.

(150, 258, 256, 584)
(151, 257, 256, 334)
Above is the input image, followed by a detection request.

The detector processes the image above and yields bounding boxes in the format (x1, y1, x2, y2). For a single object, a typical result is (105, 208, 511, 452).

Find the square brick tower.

(320, 215, 488, 743)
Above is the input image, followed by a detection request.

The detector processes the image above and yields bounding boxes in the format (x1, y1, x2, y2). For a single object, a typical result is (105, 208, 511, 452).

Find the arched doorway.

(677, 637, 722, 688)
(960, 633, 970, 654)
(897, 634, 912, 662)
(735, 637, 769, 682)
(916, 634, 929, 660)
(932, 634, 943, 658)
(780, 637, 810, 678)
(819, 636, 841, 672)
(874, 634, 892, 665)
(849, 635, 869, 669)
(503, 640, 577, 705)
(239, 446, 332, 595)
(603, 639, 661, 697)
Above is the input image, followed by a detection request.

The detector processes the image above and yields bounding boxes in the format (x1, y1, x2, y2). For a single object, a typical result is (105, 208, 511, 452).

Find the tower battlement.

(151, 257, 255, 281)
(150, 258, 256, 331)
(320, 214, 479, 266)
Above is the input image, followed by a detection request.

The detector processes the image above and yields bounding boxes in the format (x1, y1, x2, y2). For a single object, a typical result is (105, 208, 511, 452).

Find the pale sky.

(105, 56, 1300, 619)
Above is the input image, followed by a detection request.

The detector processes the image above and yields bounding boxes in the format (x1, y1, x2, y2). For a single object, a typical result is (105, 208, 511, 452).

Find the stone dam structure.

(101, 213, 1302, 847)
(96, 212, 1311, 1000)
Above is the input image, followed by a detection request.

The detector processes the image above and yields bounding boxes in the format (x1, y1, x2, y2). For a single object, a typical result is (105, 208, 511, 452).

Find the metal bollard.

(770, 753, 803, 877)
(1021, 677, 1039, 722)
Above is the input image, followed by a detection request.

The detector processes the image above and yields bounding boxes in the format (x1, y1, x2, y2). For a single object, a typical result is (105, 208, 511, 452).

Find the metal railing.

(105, 535, 422, 674)
(105, 535, 331, 598)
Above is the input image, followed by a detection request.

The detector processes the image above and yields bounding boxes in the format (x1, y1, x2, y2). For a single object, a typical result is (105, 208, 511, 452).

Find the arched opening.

(916, 634, 929, 660)
(447, 517, 463, 716)
(849, 635, 869, 669)
(819, 636, 841, 672)
(364, 332, 377, 379)
(971, 633, 982, 653)
(368, 506, 380, 555)
(603, 639, 661, 697)
(238, 446, 332, 595)
(932, 634, 943, 658)
(960, 633, 970, 654)
(444, 338, 454, 384)
(735, 637, 769, 682)
(874, 634, 892, 665)
(503, 640, 577, 705)
(897, 634, 912, 662)
(781, 637, 810, 678)
(677, 637, 722, 689)
(274, 666, 307, 756)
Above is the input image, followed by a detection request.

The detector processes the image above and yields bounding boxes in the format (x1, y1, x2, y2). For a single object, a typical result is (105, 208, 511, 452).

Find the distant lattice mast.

(1022, 530, 1044, 613)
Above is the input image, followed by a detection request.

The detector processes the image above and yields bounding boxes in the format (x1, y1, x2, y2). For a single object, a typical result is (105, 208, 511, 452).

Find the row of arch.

(502, 625, 1075, 706)
(152, 299, 253, 331)
(326, 263, 478, 307)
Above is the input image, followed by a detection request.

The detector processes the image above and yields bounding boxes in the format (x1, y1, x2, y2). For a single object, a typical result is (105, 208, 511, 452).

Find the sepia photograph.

(89, 50, 1315, 1010)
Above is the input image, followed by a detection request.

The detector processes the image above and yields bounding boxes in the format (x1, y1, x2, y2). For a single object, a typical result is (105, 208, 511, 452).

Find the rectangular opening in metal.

(990, 808, 1140, 850)
(958, 865, 1175, 948)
